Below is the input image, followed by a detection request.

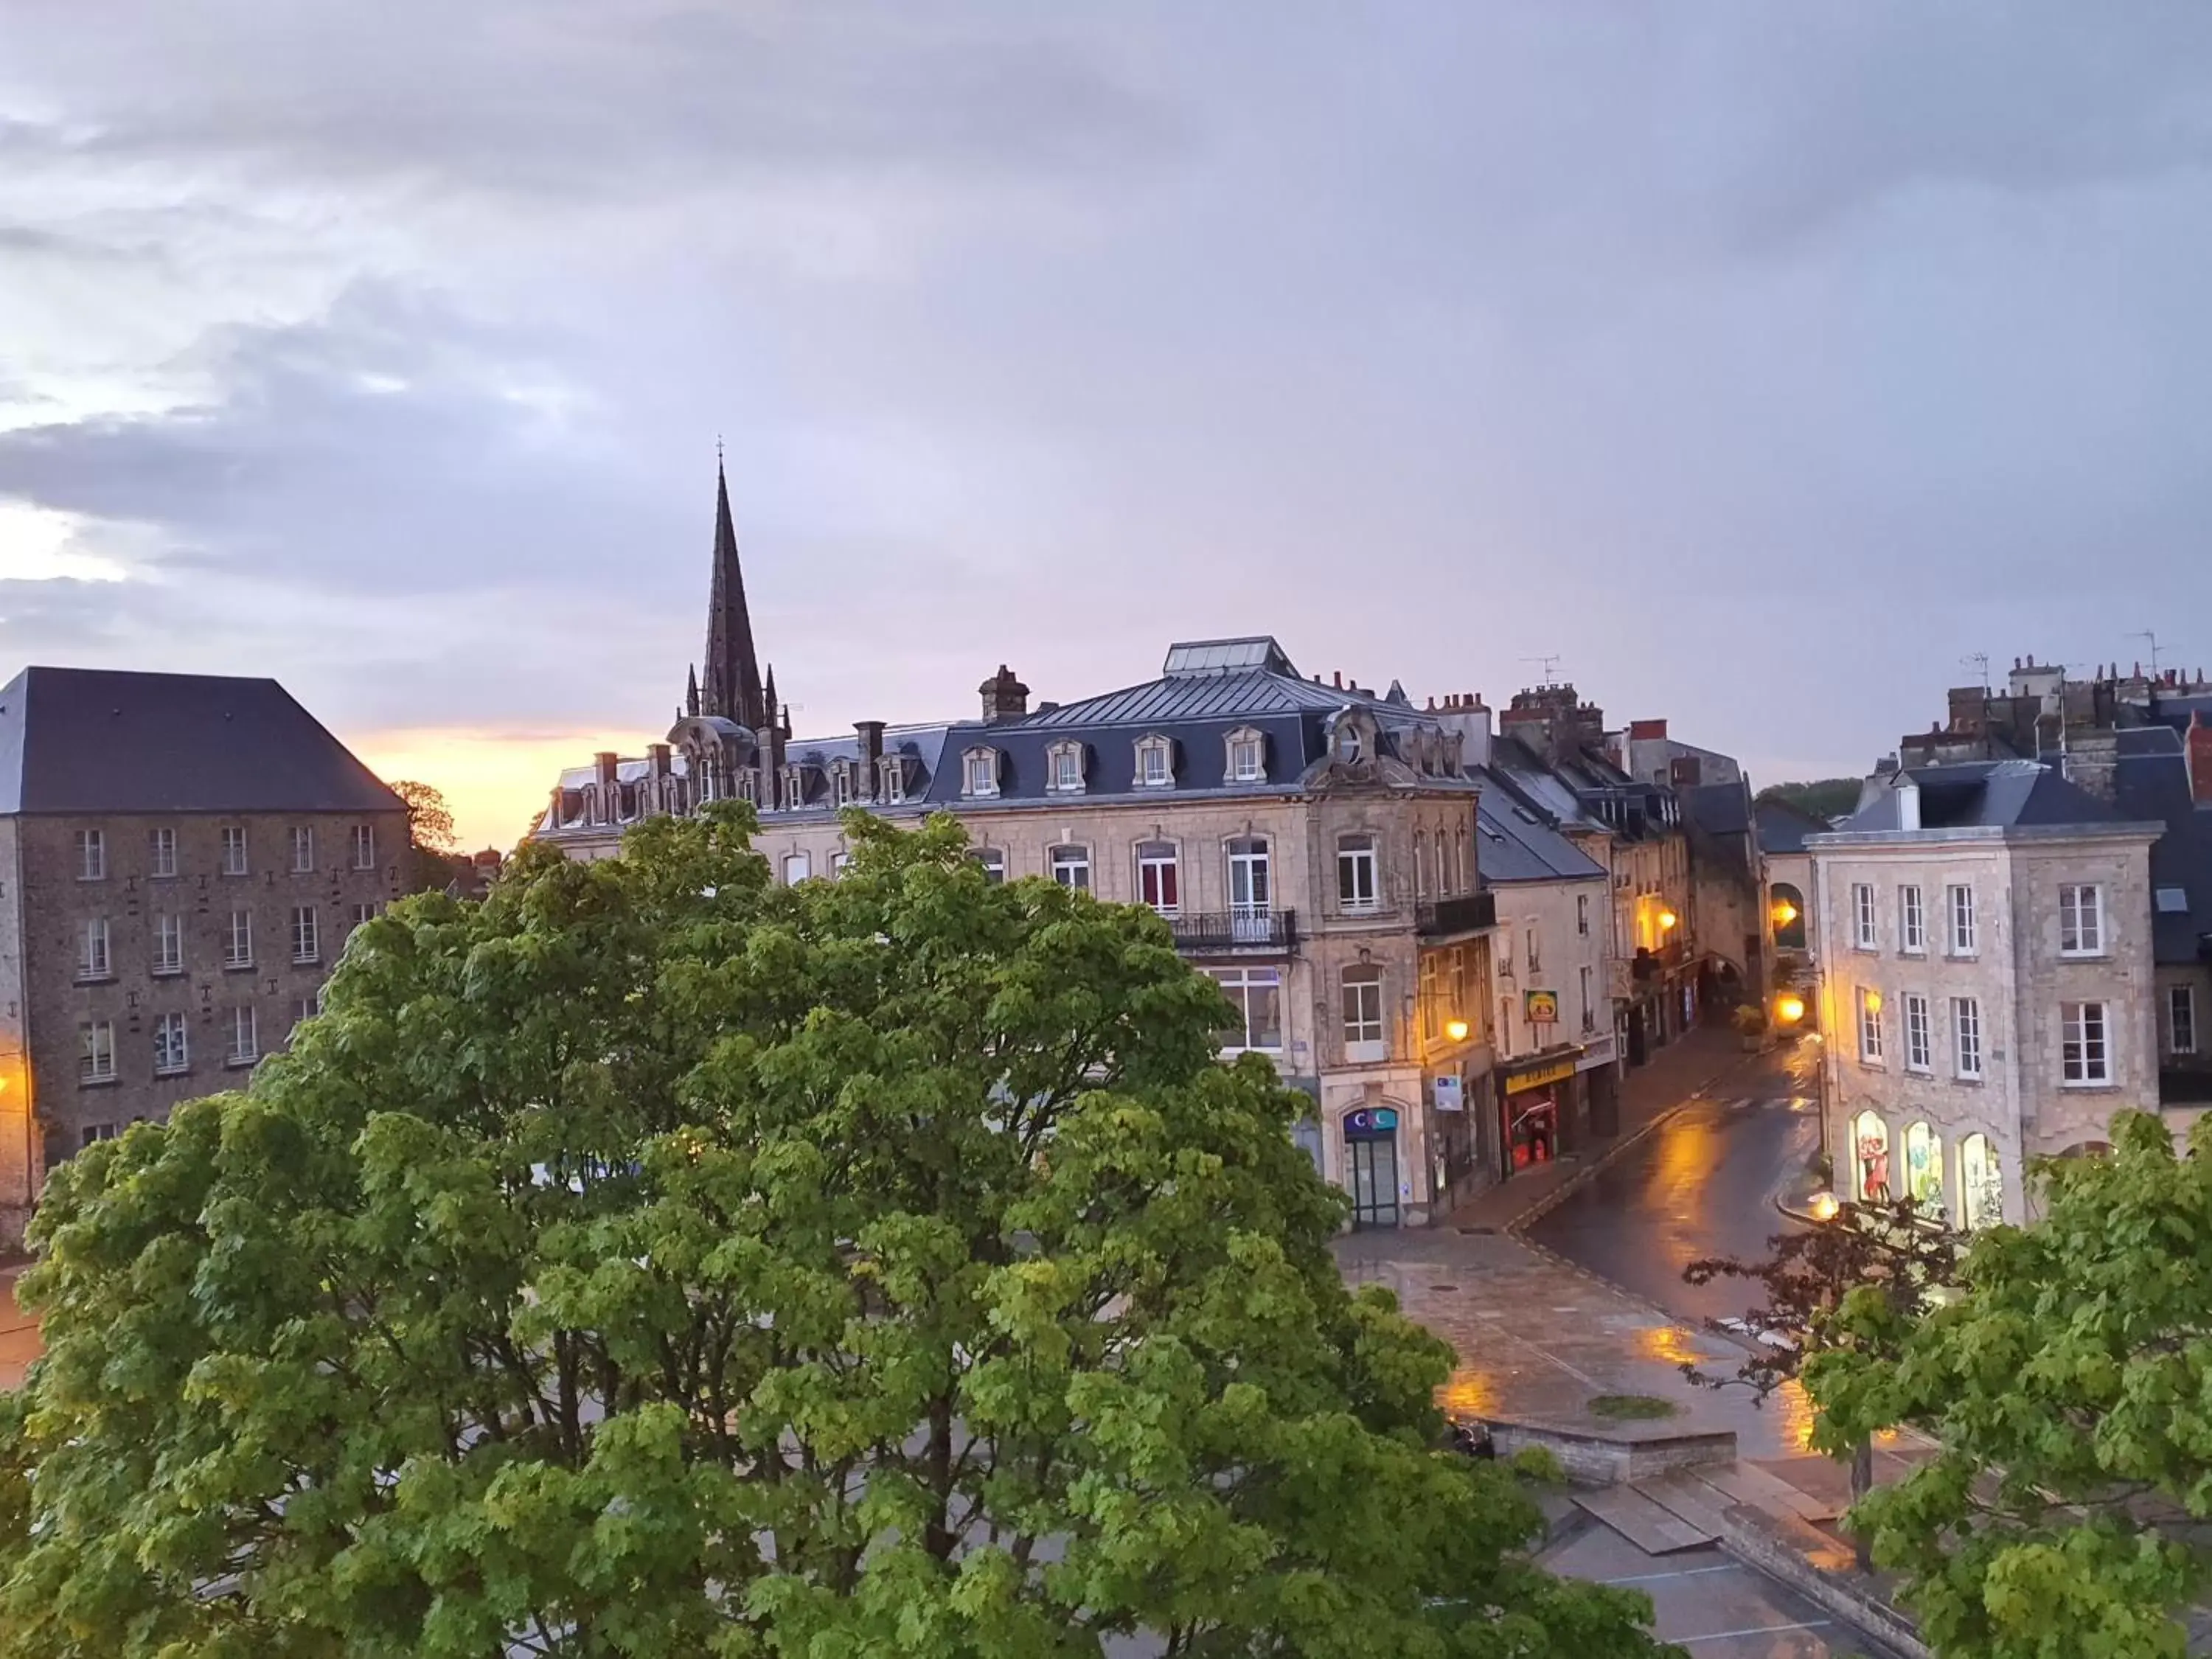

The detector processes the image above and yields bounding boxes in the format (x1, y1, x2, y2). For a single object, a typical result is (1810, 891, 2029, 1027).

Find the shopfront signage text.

(1503, 1059, 1576, 1096)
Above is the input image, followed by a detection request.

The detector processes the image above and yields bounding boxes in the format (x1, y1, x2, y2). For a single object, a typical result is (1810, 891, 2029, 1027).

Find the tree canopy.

(1809, 1111, 2212, 1658)
(392, 779, 459, 854)
(1753, 779, 1862, 822)
(0, 808, 1670, 1658)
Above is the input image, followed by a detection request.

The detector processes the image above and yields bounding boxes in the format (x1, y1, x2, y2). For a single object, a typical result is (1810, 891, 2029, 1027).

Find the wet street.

(1528, 1048, 1820, 1332)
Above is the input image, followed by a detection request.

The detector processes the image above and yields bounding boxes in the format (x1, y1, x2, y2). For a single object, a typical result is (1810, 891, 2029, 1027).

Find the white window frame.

(76, 828, 105, 882)
(1135, 735, 1174, 790)
(1413, 832, 1427, 902)
(292, 825, 316, 873)
(80, 1020, 116, 1083)
(1342, 965, 1385, 1058)
(2059, 883, 2105, 957)
(1904, 992, 1932, 1074)
(1857, 988, 1884, 1064)
(831, 765, 854, 809)
(221, 825, 249, 876)
(1851, 883, 1877, 950)
(1225, 728, 1265, 784)
(150, 827, 177, 879)
(154, 1012, 189, 1077)
(827, 851, 849, 879)
(1953, 996, 1983, 1080)
(961, 748, 1000, 799)
(291, 905, 319, 964)
(879, 759, 906, 804)
(973, 848, 1006, 885)
(77, 917, 111, 982)
(1899, 884, 1925, 955)
(2061, 1000, 2111, 1086)
(1337, 834, 1380, 915)
(1049, 844, 1091, 892)
(1947, 883, 1978, 956)
(2172, 984, 2199, 1057)
(782, 851, 812, 886)
(153, 913, 184, 976)
(352, 824, 376, 870)
(1047, 742, 1087, 796)
(1136, 843, 1180, 916)
(225, 909, 254, 969)
(1212, 967, 1284, 1054)
(349, 902, 377, 933)
(226, 1006, 259, 1067)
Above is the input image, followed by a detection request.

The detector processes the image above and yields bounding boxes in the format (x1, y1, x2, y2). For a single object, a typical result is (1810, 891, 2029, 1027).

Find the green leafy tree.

(1809, 1111, 2212, 1658)
(391, 777, 470, 893)
(0, 808, 1671, 1658)
(1755, 779, 1863, 822)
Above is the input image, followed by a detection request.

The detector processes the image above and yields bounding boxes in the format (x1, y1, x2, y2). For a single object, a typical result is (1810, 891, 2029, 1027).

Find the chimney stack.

(980, 665, 1029, 723)
(855, 720, 886, 796)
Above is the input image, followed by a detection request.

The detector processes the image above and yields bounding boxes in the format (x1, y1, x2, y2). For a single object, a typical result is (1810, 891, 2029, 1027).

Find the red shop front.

(1497, 1056, 1578, 1179)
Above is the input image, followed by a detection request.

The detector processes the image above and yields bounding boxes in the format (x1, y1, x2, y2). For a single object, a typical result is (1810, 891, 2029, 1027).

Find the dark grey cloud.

(0, 0, 2208, 826)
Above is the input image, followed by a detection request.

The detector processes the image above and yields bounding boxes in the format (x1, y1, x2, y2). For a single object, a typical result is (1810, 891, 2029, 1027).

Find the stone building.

(1755, 793, 1832, 1018)
(535, 472, 1507, 1225)
(1810, 761, 2164, 1226)
(0, 667, 408, 1236)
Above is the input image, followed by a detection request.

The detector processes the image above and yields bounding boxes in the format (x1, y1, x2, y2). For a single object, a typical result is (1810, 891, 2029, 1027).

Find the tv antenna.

(2131, 631, 2170, 680)
(1961, 652, 1990, 694)
(1520, 654, 1563, 687)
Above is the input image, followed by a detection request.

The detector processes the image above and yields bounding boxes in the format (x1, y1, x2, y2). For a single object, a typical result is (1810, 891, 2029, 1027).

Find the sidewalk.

(1446, 1024, 1781, 1236)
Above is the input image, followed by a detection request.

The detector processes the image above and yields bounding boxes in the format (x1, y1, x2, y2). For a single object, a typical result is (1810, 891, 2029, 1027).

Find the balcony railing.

(1166, 907, 1299, 954)
(1416, 892, 1498, 937)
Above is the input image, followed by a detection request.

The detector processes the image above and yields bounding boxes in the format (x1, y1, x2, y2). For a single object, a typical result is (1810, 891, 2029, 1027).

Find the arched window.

(1851, 1111, 1891, 1204)
(1435, 830, 1450, 897)
(1771, 883, 1807, 950)
(1049, 844, 1091, 892)
(1904, 1122, 1944, 1208)
(1959, 1134, 2002, 1229)
(1455, 827, 1470, 894)
(1342, 964, 1385, 1060)
(782, 851, 812, 885)
(1413, 832, 1427, 900)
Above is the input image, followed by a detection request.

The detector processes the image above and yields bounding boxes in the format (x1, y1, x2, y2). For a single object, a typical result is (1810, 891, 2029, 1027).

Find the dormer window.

(1047, 740, 1088, 795)
(781, 765, 804, 810)
(963, 747, 1001, 799)
(832, 763, 855, 808)
(1225, 727, 1266, 784)
(1335, 723, 1364, 764)
(880, 759, 907, 804)
(1135, 734, 1175, 789)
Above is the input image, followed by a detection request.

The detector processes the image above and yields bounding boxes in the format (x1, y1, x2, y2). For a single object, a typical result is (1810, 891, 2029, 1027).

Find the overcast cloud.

(2, 1, 2208, 843)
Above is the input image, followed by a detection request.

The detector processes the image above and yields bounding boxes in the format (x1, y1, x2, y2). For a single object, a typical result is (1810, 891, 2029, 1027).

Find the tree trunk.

(1848, 1435, 1874, 1573)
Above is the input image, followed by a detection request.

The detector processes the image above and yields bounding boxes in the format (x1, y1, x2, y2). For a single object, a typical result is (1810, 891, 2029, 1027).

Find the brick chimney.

(980, 665, 1029, 723)
(1629, 717, 1669, 741)
(2190, 711, 2212, 805)
(855, 720, 886, 796)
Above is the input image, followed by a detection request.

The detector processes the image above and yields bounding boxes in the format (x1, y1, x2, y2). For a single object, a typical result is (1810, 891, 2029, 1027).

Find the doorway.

(1343, 1105, 1402, 1228)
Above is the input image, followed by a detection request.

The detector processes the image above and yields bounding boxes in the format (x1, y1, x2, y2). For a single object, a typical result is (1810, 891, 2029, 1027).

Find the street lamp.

(1772, 899, 1799, 928)
(1444, 1017, 1470, 1043)
(1659, 909, 1678, 931)
(1809, 1191, 1840, 1222)
(1775, 994, 1806, 1025)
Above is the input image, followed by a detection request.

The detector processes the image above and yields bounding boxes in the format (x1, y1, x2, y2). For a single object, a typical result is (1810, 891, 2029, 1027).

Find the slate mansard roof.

(0, 666, 404, 816)
(1834, 759, 2129, 833)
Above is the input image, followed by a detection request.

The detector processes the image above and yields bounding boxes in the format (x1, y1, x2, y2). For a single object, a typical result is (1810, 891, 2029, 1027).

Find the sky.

(2, 3, 2209, 849)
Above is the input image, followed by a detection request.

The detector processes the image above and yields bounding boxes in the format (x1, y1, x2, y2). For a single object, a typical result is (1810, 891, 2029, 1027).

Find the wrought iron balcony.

(1416, 892, 1498, 937)
(1165, 907, 1299, 954)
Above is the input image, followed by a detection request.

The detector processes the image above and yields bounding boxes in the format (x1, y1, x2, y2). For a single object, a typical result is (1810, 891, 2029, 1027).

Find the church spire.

(698, 456, 766, 728)
(685, 663, 700, 718)
(763, 664, 779, 731)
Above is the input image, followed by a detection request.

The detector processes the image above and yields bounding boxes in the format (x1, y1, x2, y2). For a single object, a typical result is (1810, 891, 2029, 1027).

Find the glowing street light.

(1444, 1017, 1471, 1043)
(1659, 909, 1679, 931)
(1775, 994, 1806, 1024)
(1772, 899, 1799, 927)
(1809, 1191, 1840, 1222)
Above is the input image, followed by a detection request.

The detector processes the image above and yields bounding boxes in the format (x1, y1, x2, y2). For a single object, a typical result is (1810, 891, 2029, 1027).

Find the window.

(2059, 884, 2104, 956)
(1419, 953, 1439, 1043)
(221, 826, 248, 876)
(1947, 883, 1977, 956)
(80, 1123, 116, 1150)
(1526, 927, 1541, 976)
(153, 913, 183, 975)
(1228, 838, 1271, 936)
(2061, 1001, 2110, 1085)
(1851, 883, 1877, 950)
(1851, 1111, 1891, 1203)
(1455, 828, 1470, 894)
(150, 827, 177, 878)
(1049, 844, 1091, 892)
(2172, 985, 2199, 1057)
(1228, 731, 1265, 783)
(1136, 843, 1179, 915)
(1577, 894, 1590, 936)
(225, 909, 253, 968)
(1135, 736, 1173, 788)
(291, 995, 319, 1034)
(75, 829, 105, 881)
(1048, 742, 1086, 794)
(782, 851, 813, 885)
(1580, 964, 1596, 1033)
(1953, 996, 1983, 1079)
(1342, 965, 1385, 1057)
(352, 824, 375, 869)
(1498, 994, 1514, 1057)
(962, 748, 999, 798)
(291, 905, 319, 963)
(349, 902, 377, 933)
(1413, 832, 1427, 900)
(80, 1020, 116, 1083)
(1904, 1122, 1944, 1207)
(972, 849, 1006, 885)
(1857, 987, 1884, 1063)
(1899, 885, 1925, 954)
(1335, 723, 1363, 764)
(154, 1012, 189, 1077)
(1959, 1133, 2002, 1229)
(1337, 834, 1380, 914)
(227, 1006, 259, 1066)
(1904, 993, 1931, 1073)
(292, 825, 316, 872)
(832, 766, 854, 808)
(1211, 967, 1283, 1052)
(827, 851, 849, 879)
(1436, 832, 1451, 898)
(879, 760, 905, 804)
(76, 917, 111, 982)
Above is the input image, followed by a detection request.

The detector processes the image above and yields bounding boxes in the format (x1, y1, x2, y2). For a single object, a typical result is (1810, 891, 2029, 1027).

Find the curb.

(1716, 1506, 1930, 1659)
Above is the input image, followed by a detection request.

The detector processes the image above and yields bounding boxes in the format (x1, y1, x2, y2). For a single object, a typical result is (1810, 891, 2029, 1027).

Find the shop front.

(1496, 1052, 1583, 1180)
(1343, 1105, 1402, 1228)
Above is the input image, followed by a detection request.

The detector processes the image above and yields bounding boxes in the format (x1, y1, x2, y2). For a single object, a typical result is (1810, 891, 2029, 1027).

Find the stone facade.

(1811, 822, 2162, 1225)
